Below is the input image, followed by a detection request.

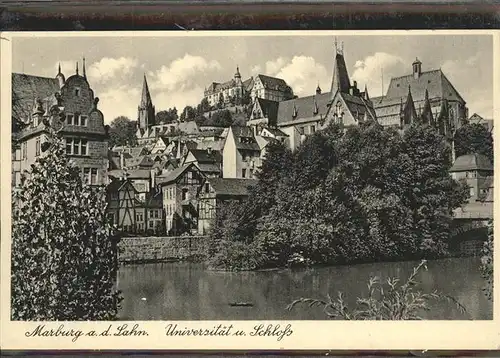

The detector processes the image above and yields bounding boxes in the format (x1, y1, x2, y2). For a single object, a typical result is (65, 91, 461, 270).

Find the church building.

(372, 58, 468, 134)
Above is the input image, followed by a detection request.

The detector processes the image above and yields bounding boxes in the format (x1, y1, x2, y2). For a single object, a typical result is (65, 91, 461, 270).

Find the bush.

(207, 240, 266, 272)
(287, 260, 467, 320)
(11, 131, 122, 320)
(480, 221, 493, 300)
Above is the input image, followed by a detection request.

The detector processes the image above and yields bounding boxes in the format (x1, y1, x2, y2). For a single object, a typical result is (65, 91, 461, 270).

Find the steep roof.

(140, 74, 153, 107)
(450, 153, 493, 172)
(108, 169, 151, 179)
(230, 126, 260, 151)
(207, 178, 257, 197)
(384, 69, 465, 103)
(189, 148, 222, 164)
(256, 74, 291, 92)
(255, 98, 280, 125)
(156, 163, 197, 185)
(330, 53, 351, 93)
(276, 92, 331, 125)
(12, 73, 60, 123)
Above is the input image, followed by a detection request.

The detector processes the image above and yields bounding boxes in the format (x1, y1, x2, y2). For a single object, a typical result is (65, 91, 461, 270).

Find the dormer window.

(80, 115, 87, 126)
(66, 114, 74, 125)
(75, 88, 80, 96)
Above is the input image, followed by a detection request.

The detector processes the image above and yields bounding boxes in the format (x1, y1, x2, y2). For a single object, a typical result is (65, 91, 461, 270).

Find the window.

(149, 221, 154, 228)
(182, 189, 189, 200)
(75, 88, 80, 96)
(205, 183, 210, 193)
(136, 213, 143, 222)
(311, 125, 316, 133)
(65, 138, 88, 155)
(250, 169, 254, 178)
(154, 210, 159, 218)
(466, 171, 477, 178)
(470, 187, 475, 197)
(74, 114, 80, 126)
(35, 138, 41, 156)
(66, 114, 74, 125)
(90, 168, 98, 185)
(80, 115, 87, 126)
(298, 127, 305, 135)
(242, 169, 247, 178)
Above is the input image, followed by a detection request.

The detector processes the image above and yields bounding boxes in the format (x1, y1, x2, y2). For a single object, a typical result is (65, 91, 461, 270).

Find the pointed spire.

(401, 85, 418, 126)
(364, 84, 370, 101)
(76, 61, 79, 75)
(141, 74, 153, 107)
(58, 63, 61, 74)
(330, 42, 350, 96)
(420, 88, 434, 125)
(82, 57, 86, 79)
(292, 102, 298, 118)
(316, 83, 322, 95)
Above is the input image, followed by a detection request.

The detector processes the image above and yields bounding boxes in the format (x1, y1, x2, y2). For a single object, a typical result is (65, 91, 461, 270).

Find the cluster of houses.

(11, 42, 494, 237)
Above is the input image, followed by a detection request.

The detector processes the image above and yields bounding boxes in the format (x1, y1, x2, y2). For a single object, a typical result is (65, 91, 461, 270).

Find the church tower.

(138, 74, 156, 130)
(329, 40, 351, 97)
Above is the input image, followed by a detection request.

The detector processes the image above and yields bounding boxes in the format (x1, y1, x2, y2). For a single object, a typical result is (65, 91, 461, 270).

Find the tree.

(454, 123, 493, 162)
(180, 106, 196, 122)
(109, 116, 137, 148)
(210, 110, 233, 127)
(11, 128, 122, 320)
(156, 108, 178, 124)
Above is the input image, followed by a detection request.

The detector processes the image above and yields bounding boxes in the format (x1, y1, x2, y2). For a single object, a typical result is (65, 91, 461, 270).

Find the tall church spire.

(141, 74, 153, 107)
(329, 41, 351, 95)
(82, 57, 87, 79)
(76, 61, 79, 76)
(138, 74, 156, 130)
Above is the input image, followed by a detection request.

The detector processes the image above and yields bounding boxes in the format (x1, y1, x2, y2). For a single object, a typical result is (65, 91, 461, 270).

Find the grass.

(286, 260, 468, 320)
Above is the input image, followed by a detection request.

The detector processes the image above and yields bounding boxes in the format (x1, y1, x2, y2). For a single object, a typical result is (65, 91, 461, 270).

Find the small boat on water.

(229, 302, 254, 307)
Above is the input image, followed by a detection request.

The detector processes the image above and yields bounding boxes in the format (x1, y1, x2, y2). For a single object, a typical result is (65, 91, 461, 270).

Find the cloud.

(271, 56, 329, 97)
(98, 85, 141, 123)
(87, 57, 139, 83)
(148, 54, 221, 92)
(351, 52, 406, 97)
(265, 57, 288, 76)
(153, 86, 204, 114)
(250, 65, 262, 75)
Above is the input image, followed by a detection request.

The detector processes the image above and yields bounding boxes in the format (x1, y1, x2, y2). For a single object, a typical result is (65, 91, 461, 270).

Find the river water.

(117, 257, 492, 320)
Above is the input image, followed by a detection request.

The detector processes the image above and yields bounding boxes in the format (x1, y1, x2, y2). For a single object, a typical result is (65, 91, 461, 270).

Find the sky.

(11, 33, 494, 124)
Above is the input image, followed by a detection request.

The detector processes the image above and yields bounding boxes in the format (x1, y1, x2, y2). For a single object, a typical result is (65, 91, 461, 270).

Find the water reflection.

(117, 257, 492, 320)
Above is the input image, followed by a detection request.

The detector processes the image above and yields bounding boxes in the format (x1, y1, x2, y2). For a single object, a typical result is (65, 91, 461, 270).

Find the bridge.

(451, 202, 492, 256)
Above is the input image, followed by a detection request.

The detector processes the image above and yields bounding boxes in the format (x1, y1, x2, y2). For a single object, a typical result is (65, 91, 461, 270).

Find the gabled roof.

(450, 153, 493, 172)
(188, 148, 222, 164)
(256, 74, 291, 93)
(384, 69, 465, 104)
(206, 178, 257, 197)
(230, 126, 261, 151)
(107, 178, 137, 193)
(330, 53, 351, 93)
(108, 169, 151, 179)
(156, 163, 199, 185)
(261, 126, 288, 137)
(255, 98, 280, 125)
(12, 73, 60, 123)
(276, 92, 331, 125)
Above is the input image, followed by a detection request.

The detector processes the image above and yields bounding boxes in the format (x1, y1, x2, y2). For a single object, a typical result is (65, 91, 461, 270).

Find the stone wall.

(118, 236, 209, 264)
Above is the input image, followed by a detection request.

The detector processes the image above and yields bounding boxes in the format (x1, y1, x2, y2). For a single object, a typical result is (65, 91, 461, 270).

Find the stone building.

(204, 67, 254, 107)
(12, 60, 109, 187)
(265, 44, 377, 151)
(450, 153, 493, 203)
(372, 58, 468, 130)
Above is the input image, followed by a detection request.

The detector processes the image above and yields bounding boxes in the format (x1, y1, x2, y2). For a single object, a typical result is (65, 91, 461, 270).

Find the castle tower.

(138, 74, 156, 130)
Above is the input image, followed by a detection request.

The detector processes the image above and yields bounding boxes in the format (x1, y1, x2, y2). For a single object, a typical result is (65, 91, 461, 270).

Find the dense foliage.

(11, 132, 122, 320)
(109, 116, 138, 148)
(207, 121, 469, 271)
(480, 220, 493, 301)
(287, 260, 467, 320)
(454, 123, 493, 162)
(156, 107, 179, 124)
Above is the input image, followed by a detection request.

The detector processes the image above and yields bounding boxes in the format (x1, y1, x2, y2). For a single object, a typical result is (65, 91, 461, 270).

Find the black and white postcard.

(0, 30, 498, 351)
